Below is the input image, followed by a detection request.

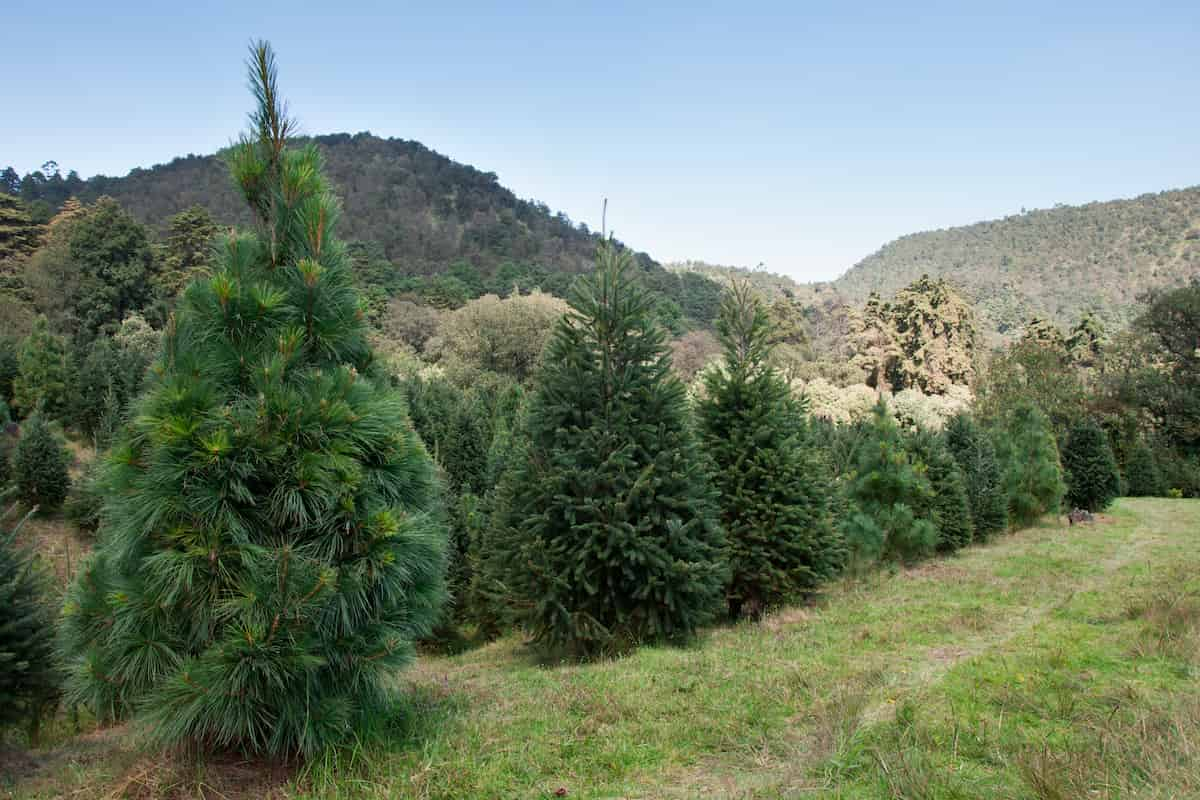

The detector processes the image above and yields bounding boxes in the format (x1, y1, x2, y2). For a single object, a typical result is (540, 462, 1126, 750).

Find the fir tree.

(994, 402, 1065, 527)
(1124, 438, 1165, 497)
(945, 414, 1008, 539)
(842, 400, 938, 563)
(490, 243, 726, 656)
(1062, 417, 1121, 511)
(0, 504, 59, 744)
(13, 412, 70, 513)
(13, 316, 69, 419)
(907, 429, 974, 552)
(58, 43, 447, 758)
(698, 280, 842, 618)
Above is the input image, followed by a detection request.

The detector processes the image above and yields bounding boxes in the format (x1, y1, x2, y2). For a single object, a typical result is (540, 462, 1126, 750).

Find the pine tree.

(58, 43, 447, 758)
(842, 399, 939, 563)
(0, 192, 42, 261)
(13, 412, 70, 513)
(490, 243, 726, 656)
(945, 414, 1008, 539)
(1124, 438, 1165, 497)
(907, 429, 974, 552)
(698, 280, 842, 618)
(0, 504, 59, 744)
(13, 316, 69, 419)
(994, 402, 1065, 527)
(1062, 417, 1121, 511)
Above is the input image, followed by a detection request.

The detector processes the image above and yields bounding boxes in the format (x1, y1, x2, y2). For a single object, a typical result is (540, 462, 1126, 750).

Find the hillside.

(834, 187, 1200, 338)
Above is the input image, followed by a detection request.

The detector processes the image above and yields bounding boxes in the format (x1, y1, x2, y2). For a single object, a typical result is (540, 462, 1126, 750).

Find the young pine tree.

(1061, 417, 1121, 511)
(944, 414, 1008, 540)
(842, 400, 939, 564)
(907, 429, 974, 552)
(13, 316, 69, 419)
(13, 412, 70, 513)
(1124, 438, 1165, 497)
(994, 402, 1065, 527)
(0, 504, 60, 745)
(58, 43, 447, 758)
(698, 280, 842, 618)
(489, 243, 726, 656)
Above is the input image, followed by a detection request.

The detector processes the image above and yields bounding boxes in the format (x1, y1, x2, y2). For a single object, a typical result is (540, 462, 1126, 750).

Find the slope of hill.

(834, 187, 1200, 338)
(72, 132, 605, 278)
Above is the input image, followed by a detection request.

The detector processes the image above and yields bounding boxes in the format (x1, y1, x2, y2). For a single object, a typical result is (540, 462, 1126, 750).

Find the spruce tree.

(13, 316, 69, 419)
(842, 400, 938, 563)
(698, 280, 842, 618)
(1062, 417, 1121, 511)
(908, 429, 974, 552)
(1124, 438, 1165, 497)
(13, 412, 70, 513)
(490, 243, 726, 656)
(945, 414, 1007, 539)
(994, 402, 1065, 527)
(0, 505, 59, 744)
(58, 43, 447, 757)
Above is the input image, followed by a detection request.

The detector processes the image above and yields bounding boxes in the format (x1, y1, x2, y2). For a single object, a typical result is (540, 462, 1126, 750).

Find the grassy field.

(5, 498, 1198, 799)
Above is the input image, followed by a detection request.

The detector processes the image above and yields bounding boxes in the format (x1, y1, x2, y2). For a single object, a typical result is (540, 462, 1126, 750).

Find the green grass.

(6, 499, 1198, 799)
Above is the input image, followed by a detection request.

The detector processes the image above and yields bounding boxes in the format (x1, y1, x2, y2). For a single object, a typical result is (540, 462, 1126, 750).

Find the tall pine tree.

(698, 280, 842, 618)
(489, 243, 726, 656)
(59, 43, 447, 758)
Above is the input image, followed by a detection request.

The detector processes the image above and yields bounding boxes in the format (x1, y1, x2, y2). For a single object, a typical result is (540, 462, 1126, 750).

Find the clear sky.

(4, 1, 1198, 281)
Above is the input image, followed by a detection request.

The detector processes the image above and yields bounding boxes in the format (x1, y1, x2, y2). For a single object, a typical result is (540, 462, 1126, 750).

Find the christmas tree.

(59, 43, 447, 757)
(1124, 438, 1165, 497)
(490, 243, 726, 656)
(945, 414, 1008, 540)
(698, 280, 842, 618)
(12, 412, 70, 513)
(994, 402, 1065, 527)
(1062, 417, 1121, 511)
(907, 429, 974, 552)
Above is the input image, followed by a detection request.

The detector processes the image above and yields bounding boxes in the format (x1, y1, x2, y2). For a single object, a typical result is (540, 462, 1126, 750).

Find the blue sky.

(4, 1, 1198, 281)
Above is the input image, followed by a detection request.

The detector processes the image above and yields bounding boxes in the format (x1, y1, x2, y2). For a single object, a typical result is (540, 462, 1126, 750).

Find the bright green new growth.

(1062, 417, 1121, 511)
(842, 400, 938, 563)
(0, 504, 59, 744)
(994, 402, 1065, 526)
(698, 280, 842, 618)
(490, 243, 726, 657)
(13, 412, 70, 513)
(945, 414, 1008, 540)
(58, 43, 446, 758)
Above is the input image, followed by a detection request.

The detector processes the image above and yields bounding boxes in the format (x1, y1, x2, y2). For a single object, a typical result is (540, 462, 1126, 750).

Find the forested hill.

(71, 132, 609, 278)
(833, 187, 1200, 337)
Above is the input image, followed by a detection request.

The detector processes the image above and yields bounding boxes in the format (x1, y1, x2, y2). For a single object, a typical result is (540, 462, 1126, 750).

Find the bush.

(489, 244, 726, 656)
(1062, 417, 1121, 512)
(0, 505, 59, 744)
(945, 414, 1008, 539)
(842, 400, 938, 564)
(58, 45, 447, 758)
(698, 281, 843, 618)
(434, 290, 568, 382)
(994, 403, 1065, 527)
(12, 413, 70, 513)
(1123, 438, 1165, 497)
(908, 429, 974, 552)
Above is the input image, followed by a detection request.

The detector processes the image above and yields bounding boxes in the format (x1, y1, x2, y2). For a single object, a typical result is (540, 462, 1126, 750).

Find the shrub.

(489, 244, 726, 656)
(945, 414, 1008, 539)
(1062, 417, 1121, 512)
(12, 413, 70, 513)
(842, 400, 938, 563)
(0, 505, 59, 744)
(698, 280, 843, 618)
(58, 44, 447, 758)
(994, 402, 1065, 527)
(434, 290, 568, 382)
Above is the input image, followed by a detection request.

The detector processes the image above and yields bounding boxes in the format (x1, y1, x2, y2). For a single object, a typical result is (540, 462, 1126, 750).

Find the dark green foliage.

(994, 403, 1065, 527)
(157, 205, 219, 299)
(945, 414, 1008, 540)
(0, 337, 18, 407)
(842, 400, 938, 564)
(908, 429, 974, 552)
(1062, 417, 1121, 511)
(0, 505, 60, 743)
(58, 44, 447, 758)
(68, 337, 150, 443)
(12, 413, 70, 513)
(1123, 438, 1165, 497)
(698, 280, 842, 618)
(1135, 280, 1200, 457)
(490, 244, 726, 656)
(13, 316, 70, 419)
